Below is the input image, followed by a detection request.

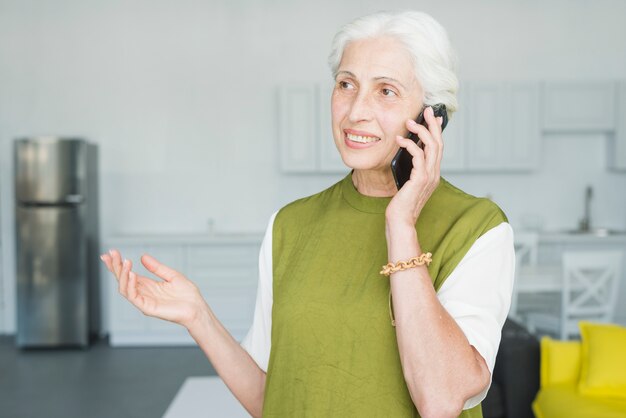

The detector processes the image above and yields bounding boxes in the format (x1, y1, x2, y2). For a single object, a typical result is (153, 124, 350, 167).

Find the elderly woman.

(102, 10, 514, 418)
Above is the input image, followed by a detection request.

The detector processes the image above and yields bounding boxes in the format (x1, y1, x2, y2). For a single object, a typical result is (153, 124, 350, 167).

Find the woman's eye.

(338, 81, 354, 90)
(382, 88, 397, 97)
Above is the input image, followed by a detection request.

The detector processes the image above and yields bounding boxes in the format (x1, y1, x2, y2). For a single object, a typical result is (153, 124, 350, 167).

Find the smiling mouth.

(346, 133, 381, 143)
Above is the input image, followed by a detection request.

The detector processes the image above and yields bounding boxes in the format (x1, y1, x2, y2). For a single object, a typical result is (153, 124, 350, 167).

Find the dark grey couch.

(482, 318, 540, 418)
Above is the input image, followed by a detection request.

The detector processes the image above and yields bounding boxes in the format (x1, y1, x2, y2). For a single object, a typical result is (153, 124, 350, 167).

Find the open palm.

(101, 250, 208, 328)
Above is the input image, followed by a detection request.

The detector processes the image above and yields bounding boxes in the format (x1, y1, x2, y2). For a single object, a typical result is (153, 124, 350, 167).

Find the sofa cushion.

(533, 384, 626, 418)
(482, 382, 504, 418)
(540, 337, 581, 388)
(579, 321, 626, 399)
(495, 318, 539, 418)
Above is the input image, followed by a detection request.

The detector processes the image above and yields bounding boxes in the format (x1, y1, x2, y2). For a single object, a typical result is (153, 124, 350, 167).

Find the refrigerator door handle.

(65, 194, 84, 204)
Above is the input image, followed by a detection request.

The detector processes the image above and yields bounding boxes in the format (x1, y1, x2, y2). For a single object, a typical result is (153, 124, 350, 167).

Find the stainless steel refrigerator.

(15, 137, 100, 347)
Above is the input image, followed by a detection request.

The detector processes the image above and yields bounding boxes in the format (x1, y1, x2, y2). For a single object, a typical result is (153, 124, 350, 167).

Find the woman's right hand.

(102, 249, 266, 417)
(100, 249, 210, 330)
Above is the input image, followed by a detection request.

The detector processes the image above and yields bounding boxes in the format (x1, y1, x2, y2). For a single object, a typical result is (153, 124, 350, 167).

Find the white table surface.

(516, 264, 562, 292)
(162, 376, 251, 418)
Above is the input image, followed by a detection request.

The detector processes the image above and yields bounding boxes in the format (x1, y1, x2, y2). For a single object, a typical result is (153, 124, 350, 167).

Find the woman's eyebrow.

(335, 70, 355, 79)
(335, 71, 407, 90)
(374, 76, 407, 90)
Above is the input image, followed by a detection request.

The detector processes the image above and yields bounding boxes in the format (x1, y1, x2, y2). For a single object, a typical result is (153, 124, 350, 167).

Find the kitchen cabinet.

(465, 82, 502, 170)
(507, 83, 542, 170)
(609, 81, 626, 171)
(452, 82, 540, 171)
(104, 234, 262, 346)
(279, 82, 347, 173)
(440, 89, 466, 172)
(542, 81, 617, 132)
(318, 83, 346, 172)
(279, 84, 318, 173)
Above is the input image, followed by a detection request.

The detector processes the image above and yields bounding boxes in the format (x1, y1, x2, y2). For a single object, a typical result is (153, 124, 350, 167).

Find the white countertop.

(538, 231, 626, 244)
(104, 230, 626, 246)
(104, 232, 264, 245)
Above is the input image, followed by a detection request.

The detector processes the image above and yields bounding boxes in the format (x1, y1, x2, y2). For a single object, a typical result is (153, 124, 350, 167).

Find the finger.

(135, 274, 160, 296)
(434, 116, 445, 167)
(416, 106, 443, 155)
(109, 249, 123, 278)
(127, 271, 138, 302)
(423, 106, 443, 140)
(127, 273, 154, 314)
(420, 127, 440, 175)
(396, 135, 423, 157)
(422, 107, 444, 165)
(119, 258, 132, 297)
(420, 107, 442, 149)
(437, 116, 444, 153)
(406, 122, 439, 174)
(435, 116, 445, 170)
(100, 254, 115, 276)
(396, 135, 426, 173)
(141, 254, 180, 282)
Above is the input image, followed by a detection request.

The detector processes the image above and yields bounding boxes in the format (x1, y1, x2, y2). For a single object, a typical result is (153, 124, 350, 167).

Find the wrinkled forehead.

(336, 36, 417, 86)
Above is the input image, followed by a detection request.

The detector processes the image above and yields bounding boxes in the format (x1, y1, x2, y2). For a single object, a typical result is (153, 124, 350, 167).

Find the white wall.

(1, 0, 626, 333)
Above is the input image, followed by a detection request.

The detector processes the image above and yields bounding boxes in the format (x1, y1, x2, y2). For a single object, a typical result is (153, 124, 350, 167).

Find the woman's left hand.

(386, 105, 444, 227)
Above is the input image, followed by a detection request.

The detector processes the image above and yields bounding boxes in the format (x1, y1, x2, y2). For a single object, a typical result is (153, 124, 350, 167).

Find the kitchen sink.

(564, 228, 626, 237)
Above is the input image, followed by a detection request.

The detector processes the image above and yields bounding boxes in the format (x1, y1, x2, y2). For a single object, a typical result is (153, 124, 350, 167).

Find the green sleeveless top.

(263, 173, 507, 417)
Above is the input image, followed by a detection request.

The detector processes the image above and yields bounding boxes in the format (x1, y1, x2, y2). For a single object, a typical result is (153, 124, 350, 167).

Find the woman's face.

(331, 36, 424, 173)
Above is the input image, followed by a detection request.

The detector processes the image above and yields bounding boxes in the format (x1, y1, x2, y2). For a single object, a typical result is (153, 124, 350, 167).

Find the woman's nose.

(348, 92, 374, 123)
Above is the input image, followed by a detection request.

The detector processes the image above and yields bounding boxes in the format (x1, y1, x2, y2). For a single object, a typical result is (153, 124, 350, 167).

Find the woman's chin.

(339, 154, 392, 173)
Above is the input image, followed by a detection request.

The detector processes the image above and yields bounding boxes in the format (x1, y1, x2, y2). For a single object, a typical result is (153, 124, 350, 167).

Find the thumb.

(141, 254, 180, 282)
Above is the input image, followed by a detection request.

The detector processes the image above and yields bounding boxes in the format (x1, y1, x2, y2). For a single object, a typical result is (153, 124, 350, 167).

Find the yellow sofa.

(532, 322, 626, 418)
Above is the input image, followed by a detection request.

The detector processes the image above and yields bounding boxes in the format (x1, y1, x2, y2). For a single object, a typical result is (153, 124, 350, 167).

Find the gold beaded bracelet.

(379, 252, 432, 277)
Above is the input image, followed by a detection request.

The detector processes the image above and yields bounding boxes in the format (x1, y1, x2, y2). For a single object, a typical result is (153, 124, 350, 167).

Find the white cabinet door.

(505, 82, 541, 170)
(201, 283, 256, 341)
(542, 81, 617, 132)
(186, 243, 259, 341)
(279, 82, 346, 173)
(186, 244, 258, 287)
(318, 83, 346, 173)
(441, 88, 466, 172)
(106, 239, 261, 346)
(143, 245, 185, 334)
(107, 245, 149, 334)
(108, 245, 186, 338)
(465, 82, 540, 171)
(279, 84, 318, 172)
(610, 81, 626, 171)
(466, 82, 505, 170)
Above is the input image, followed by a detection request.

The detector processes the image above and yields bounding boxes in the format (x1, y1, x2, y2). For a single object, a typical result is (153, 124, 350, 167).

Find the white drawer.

(186, 245, 258, 268)
(201, 287, 256, 332)
(190, 265, 258, 288)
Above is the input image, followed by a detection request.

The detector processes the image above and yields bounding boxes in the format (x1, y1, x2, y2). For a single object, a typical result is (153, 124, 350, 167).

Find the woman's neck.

(352, 168, 397, 197)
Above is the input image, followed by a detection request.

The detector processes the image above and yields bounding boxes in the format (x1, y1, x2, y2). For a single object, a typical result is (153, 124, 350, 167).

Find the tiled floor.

(0, 336, 216, 418)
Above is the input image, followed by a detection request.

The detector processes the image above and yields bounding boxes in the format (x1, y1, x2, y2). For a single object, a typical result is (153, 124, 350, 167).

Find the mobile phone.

(391, 104, 448, 190)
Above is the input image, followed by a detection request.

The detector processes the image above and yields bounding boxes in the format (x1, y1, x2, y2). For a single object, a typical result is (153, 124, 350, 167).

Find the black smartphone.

(391, 104, 448, 190)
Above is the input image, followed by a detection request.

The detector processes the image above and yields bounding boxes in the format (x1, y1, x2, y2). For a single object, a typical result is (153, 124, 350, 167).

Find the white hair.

(328, 11, 459, 115)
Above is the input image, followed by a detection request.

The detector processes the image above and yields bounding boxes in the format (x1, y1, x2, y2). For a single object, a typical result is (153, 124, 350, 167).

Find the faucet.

(578, 185, 593, 232)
